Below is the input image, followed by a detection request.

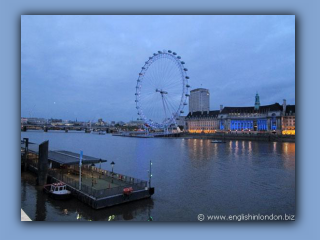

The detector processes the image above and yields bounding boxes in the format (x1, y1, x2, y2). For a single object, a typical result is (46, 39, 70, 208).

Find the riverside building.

(185, 93, 295, 135)
(189, 88, 210, 113)
(281, 101, 295, 135)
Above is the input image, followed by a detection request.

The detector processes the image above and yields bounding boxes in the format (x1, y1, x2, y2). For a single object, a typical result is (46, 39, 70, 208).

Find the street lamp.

(149, 160, 152, 188)
(91, 163, 95, 187)
(111, 161, 115, 183)
(99, 159, 102, 179)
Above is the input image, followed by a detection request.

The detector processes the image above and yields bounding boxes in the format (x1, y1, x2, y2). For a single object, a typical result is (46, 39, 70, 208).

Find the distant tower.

(189, 88, 210, 114)
(254, 92, 260, 110)
(283, 99, 287, 114)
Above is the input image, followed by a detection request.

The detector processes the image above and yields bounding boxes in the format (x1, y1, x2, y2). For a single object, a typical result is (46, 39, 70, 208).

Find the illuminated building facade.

(219, 102, 283, 132)
(186, 94, 295, 134)
(185, 110, 220, 133)
(281, 102, 295, 135)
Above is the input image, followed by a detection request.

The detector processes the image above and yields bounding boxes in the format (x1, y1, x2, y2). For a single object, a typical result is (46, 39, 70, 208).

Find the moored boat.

(43, 182, 72, 200)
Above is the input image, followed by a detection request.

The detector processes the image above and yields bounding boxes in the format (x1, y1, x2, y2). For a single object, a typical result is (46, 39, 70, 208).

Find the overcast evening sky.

(21, 15, 295, 122)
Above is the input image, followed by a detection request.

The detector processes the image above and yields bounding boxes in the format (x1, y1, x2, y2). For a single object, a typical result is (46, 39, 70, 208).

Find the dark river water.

(21, 131, 295, 221)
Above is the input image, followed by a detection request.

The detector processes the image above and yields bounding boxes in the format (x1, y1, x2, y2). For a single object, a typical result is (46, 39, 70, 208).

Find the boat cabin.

(50, 183, 68, 193)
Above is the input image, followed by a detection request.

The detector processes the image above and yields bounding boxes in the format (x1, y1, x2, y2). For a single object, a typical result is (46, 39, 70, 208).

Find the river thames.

(21, 131, 295, 221)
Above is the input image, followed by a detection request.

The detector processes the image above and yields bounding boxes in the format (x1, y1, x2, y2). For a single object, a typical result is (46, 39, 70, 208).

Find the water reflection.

(185, 139, 295, 172)
(281, 142, 295, 170)
(35, 187, 46, 221)
(186, 139, 217, 166)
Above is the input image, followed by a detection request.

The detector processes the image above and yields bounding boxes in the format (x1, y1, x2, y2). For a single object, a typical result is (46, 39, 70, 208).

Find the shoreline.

(178, 133, 295, 143)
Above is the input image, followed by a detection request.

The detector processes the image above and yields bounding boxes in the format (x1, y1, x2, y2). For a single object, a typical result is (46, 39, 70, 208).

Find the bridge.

(112, 131, 182, 138)
(21, 124, 117, 133)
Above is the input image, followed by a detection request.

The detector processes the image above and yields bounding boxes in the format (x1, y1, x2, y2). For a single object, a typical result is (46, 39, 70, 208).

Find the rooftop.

(185, 103, 295, 118)
(285, 105, 295, 114)
(186, 110, 220, 118)
(220, 103, 283, 114)
(21, 141, 107, 165)
(190, 88, 209, 92)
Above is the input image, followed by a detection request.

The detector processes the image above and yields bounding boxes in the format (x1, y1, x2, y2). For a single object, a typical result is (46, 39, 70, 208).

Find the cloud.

(21, 15, 295, 121)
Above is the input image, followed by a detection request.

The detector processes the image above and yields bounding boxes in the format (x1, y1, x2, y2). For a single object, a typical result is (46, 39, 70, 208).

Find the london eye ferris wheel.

(135, 50, 190, 131)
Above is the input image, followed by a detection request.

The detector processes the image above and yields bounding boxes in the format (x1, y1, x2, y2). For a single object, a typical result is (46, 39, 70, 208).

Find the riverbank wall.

(180, 133, 295, 142)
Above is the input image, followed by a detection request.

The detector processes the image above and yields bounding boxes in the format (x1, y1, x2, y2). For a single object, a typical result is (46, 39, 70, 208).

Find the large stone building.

(281, 100, 295, 135)
(185, 110, 220, 133)
(218, 102, 283, 132)
(189, 88, 210, 113)
(185, 93, 295, 135)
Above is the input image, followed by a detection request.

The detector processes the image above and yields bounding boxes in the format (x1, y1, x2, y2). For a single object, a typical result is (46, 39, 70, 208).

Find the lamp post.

(99, 159, 102, 179)
(148, 160, 152, 188)
(79, 151, 83, 191)
(91, 163, 95, 187)
(111, 161, 115, 183)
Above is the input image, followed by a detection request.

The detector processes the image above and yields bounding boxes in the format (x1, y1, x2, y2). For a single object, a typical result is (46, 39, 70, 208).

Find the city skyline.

(21, 15, 295, 122)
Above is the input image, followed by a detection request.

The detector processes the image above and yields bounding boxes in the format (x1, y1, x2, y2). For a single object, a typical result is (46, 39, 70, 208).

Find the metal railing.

(21, 139, 148, 199)
(48, 168, 147, 199)
(82, 165, 147, 188)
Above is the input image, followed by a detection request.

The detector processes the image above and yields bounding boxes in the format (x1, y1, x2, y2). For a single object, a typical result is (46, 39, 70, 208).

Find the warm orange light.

(282, 130, 295, 135)
(188, 129, 216, 134)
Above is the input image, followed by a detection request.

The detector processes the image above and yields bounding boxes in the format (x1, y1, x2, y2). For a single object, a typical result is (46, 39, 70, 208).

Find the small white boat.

(43, 182, 72, 200)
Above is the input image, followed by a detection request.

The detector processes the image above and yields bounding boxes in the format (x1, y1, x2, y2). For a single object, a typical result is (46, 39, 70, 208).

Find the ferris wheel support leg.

(161, 94, 168, 121)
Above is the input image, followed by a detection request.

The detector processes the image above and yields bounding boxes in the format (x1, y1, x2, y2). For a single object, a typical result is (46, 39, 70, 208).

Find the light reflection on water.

(21, 131, 295, 221)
